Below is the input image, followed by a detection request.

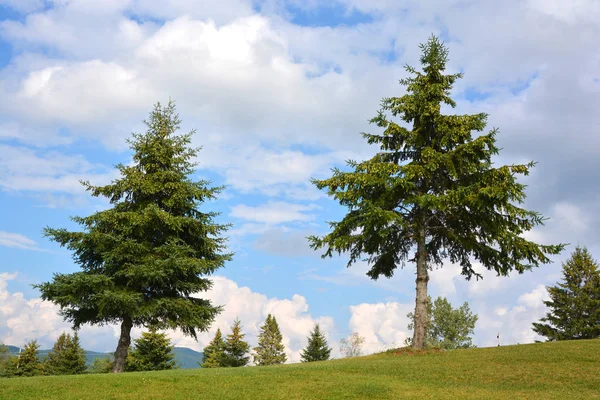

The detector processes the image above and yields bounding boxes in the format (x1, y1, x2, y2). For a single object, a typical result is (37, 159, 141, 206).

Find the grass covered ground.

(1, 339, 598, 400)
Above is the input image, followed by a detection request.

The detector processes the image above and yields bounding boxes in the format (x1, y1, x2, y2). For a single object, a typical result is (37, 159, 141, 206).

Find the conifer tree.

(46, 331, 87, 375)
(222, 318, 250, 367)
(300, 323, 331, 362)
(15, 340, 43, 377)
(200, 328, 226, 368)
(0, 342, 10, 377)
(35, 101, 232, 372)
(309, 35, 564, 349)
(253, 314, 287, 366)
(126, 328, 178, 371)
(533, 247, 600, 341)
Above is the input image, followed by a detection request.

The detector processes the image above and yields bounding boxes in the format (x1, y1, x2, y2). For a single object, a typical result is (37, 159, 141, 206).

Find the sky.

(1, 0, 599, 363)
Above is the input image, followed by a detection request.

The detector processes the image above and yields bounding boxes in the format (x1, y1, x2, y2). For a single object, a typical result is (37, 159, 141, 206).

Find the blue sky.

(1, 0, 600, 361)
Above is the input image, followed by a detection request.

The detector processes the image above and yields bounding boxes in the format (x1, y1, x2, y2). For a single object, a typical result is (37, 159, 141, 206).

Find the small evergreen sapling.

(253, 314, 287, 366)
(126, 328, 178, 372)
(300, 323, 332, 362)
(222, 319, 250, 367)
(201, 328, 226, 368)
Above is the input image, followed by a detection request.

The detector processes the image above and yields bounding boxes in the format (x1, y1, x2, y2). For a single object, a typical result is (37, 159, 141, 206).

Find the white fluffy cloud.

(348, 301, 413, 354)
(0, 272, 335, 363)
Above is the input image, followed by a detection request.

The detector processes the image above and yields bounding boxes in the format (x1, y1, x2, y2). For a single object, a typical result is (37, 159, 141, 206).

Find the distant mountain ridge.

(5, 345, 203, 369)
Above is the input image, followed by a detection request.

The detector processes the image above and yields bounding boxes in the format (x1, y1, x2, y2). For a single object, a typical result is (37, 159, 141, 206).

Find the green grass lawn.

(1, 340, 599, 400)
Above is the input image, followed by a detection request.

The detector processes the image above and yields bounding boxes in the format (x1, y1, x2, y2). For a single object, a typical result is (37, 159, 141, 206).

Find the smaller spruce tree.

(222, 318, 250, 367)
(15, 340, 43, 377)
(46, 331, 87, 375)
(126, 328, 178, 372)
(253, 314, 287, 366)
(300, 323, 332, 362)
(532, 247, 600, 341)
(201, 328, 226, 368)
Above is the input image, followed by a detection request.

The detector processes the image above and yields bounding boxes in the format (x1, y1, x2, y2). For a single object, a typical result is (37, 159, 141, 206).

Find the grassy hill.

(6, 345, 203, 369)
(1, 340, 599, 400)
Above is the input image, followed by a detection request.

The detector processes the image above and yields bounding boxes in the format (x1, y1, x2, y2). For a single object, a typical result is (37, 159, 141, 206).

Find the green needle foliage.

(533, 247, 600, 341)
(34, 100, 232, 372)
(13, 340, 43, 377)
(253, 314, 287, 366)
(308, 35, 564, 349)
(222, 318, 250, 367)
(406, 297, 478, 349)
(45, 332, 87, 375)
(126, 328, 178, 372)
(0, 342, 10, 377)
(201, 328, 226, 368)
(300, 323, 332, 362)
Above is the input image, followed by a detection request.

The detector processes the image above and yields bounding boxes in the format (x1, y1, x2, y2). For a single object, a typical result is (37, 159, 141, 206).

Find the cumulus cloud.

(0, 273, 336, 363)
(348, 301, 413, 354)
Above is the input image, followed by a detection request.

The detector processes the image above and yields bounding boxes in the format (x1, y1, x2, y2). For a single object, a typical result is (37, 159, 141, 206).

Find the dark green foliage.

(0, 343, 11, 377)
(34, 100, 232, 371)
(406, 297, 478, 349)
(308, 35, 564, 349)
(126, 328, 178, 372)
(253, 314, 287, 366)
(533, 247, 600, 341)
(222, 319, 250, 367)
(45, 332, 87, 375)
(300, 323, 332, 362)
(201, 328, 226, 368)
(89, 356, 113, 374)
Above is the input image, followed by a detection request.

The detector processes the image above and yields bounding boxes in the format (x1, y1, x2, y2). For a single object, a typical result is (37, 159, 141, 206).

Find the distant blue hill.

(5, 345, 203, 369)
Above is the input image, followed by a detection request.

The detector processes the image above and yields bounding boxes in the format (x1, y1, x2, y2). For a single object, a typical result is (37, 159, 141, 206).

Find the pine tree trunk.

(412, 228, 429, 350)
(112, 316, 133, 373)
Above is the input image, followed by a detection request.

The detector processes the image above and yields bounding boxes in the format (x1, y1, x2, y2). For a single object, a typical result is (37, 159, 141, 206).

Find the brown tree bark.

(411, 228, 429, 349)
(112, 316, 133, 373)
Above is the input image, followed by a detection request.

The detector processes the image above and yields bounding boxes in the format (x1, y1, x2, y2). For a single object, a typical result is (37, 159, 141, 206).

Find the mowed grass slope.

(1, 340, 598, 400)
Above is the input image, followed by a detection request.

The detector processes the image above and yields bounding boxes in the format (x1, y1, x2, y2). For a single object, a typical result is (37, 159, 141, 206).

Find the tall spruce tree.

(126, 328, 178, 371)
(532, 247, 600, 341)
(300, 323, 331, 362)
(46, 331, 87, 375)
(200, 328, 226, 368)
(253, 314, 287, 366)
(222, 318, 250, 367)
(35, 101, 232, 372)
(308, 35, 564, 349)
